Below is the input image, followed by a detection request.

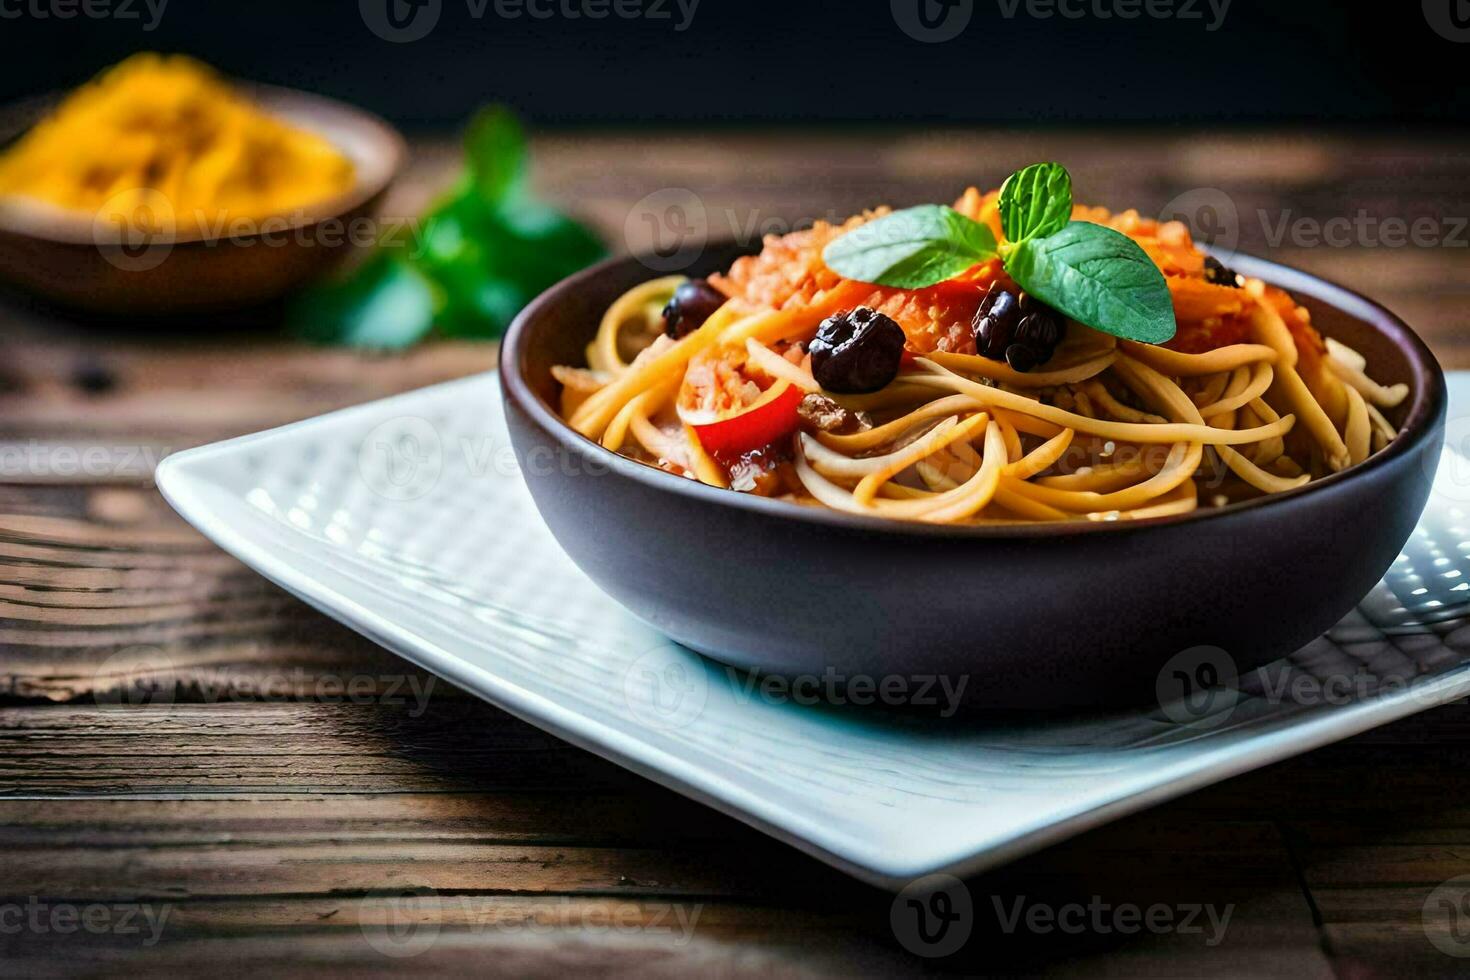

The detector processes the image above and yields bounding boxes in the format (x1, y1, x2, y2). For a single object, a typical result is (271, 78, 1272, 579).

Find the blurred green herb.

(291, 106, 605, 348)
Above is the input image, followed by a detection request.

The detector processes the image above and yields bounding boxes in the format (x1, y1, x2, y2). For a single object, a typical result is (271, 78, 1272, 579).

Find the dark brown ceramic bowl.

(0, 86, 404, 315)
(501, 242, 1446, 709)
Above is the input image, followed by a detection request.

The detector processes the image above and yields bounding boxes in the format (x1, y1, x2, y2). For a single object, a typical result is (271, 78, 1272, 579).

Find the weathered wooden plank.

(0, 841, 830, 901)
(0, 897, 1326, 980)
(0, 795, 1329, 973)
(0, 702, 640, 795)
(0, 928, 910, 980)
(0, 339, 497, 443)
(1319, 924, 1466, 976)
(0, 794, 744, 850)
(1297, 847, 1470, 888)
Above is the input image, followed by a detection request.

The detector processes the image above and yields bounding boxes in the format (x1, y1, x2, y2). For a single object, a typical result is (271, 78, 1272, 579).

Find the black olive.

(809, 306, 906, 394)
(1004, 343, 1039, 373)
(973, 283, 1021, 359)
(1013, 310, 1061, 352)
(662, 279, 726, 339)
(974, 285, 1064, 372)
(1204, 255, 1240, 289)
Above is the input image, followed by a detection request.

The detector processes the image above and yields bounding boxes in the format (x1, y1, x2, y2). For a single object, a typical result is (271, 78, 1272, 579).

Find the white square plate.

(156, 370, 1470, 889)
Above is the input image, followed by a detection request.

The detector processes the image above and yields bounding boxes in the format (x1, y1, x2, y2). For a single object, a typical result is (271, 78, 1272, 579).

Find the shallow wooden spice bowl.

(500, 243, 1447, 709)
(0, 86, 404, 315)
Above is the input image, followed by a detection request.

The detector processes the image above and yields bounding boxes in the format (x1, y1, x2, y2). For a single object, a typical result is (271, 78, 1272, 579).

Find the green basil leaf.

(820, 204, 998, 288)
(998, 162, 1072, 244)
(290, 253, 436, 349)
(1004, 221, 1176, 344)
(414, 195, 606, 339)
(496, 197, 607, 274)
(464, 105, 527, 205)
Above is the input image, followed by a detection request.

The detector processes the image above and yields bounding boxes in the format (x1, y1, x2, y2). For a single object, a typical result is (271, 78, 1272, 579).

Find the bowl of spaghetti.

(501, 173, 1445, 707)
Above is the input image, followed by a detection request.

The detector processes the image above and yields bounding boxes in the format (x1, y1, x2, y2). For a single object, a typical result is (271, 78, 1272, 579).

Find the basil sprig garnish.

(820, 163, 1176, 344)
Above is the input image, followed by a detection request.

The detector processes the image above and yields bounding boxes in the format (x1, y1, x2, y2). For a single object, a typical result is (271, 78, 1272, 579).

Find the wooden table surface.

(2, 130, 1469, 977)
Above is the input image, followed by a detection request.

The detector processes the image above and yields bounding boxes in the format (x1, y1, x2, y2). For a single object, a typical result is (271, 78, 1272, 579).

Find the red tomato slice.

(687, 381, 804, 458)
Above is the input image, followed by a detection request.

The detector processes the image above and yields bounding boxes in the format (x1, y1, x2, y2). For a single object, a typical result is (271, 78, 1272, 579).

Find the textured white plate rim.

(155, 370, 1470, 890)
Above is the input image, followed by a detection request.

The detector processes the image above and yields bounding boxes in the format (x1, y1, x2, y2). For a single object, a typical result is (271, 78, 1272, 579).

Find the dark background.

(0, 0, 1466, 130)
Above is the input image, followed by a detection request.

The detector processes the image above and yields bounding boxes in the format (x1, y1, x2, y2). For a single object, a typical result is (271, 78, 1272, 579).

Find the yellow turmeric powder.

(0, 54, 356, 237)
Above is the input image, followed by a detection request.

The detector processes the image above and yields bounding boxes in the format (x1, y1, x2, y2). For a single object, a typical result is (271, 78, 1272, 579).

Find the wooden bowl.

(500, 242, 1447, 709)
(0, 86, 405, 315)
